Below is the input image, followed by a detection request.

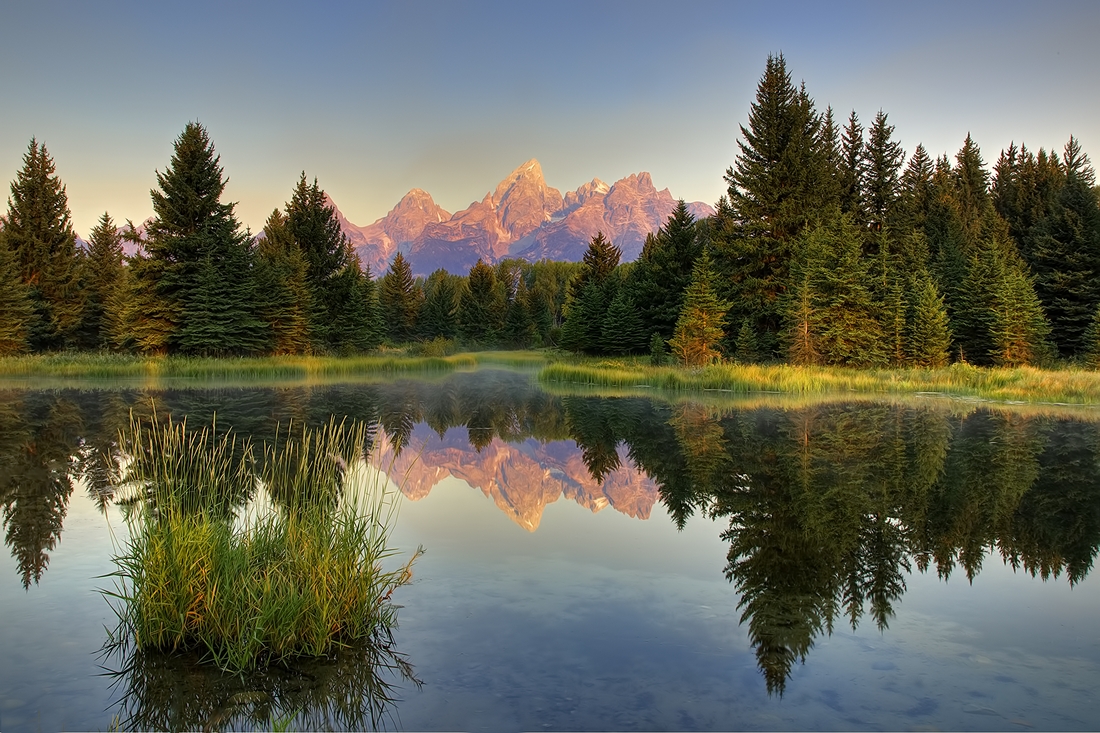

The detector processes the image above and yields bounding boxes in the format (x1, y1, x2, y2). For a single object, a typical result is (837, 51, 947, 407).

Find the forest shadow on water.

(1, 368, 1099, 728)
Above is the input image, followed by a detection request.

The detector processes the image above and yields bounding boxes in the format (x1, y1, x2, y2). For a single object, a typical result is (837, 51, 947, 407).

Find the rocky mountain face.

(375, 423, 659, 531)
(336, 160, 714, 276)
(334, 190, 450, 275)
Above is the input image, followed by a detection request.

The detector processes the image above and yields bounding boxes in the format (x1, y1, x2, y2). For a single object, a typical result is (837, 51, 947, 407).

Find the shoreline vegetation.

(5, 350, 1100, 406)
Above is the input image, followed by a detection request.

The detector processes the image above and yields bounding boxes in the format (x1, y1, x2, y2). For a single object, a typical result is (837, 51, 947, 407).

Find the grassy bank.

(6, 350, 1100, 405)
(0, 350, 548, 383)
(538, 359, 1100, 405)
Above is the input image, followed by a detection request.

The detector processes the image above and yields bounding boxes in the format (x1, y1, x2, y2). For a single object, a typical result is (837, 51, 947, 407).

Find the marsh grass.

(0, 350, 551, 385)
(538, 360, 1100, 405)
(104, 413, 419, 673)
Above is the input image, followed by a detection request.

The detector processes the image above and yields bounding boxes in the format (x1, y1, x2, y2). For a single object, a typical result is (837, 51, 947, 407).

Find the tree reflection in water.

(2, 372, 1099, 698)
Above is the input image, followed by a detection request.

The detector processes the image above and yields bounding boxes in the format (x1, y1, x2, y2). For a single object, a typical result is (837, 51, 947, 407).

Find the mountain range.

(90, 160, 714, 277)
(335, 159, 714, 276)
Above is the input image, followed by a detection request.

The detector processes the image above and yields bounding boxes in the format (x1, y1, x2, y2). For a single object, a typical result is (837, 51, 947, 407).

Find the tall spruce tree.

(78, 212, 125, 349)
(140, 122, 265, 355)
(567, 231, 621, 302)
(863, 111, 905, 232)
(502, 276, 536, 348)
(714, 53, 830, 356)
(285, 174, 352, 351)
(896, 144, 935, 232)
(328, 257, 380, 353)
(2, 139, 83, 350)
(562, 232, 622, 353)
(839, 110, 866, 223)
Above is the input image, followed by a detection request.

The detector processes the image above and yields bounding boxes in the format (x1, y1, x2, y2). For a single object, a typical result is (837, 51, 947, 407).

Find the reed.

(538, 360, 1100, 405)
(103, 413, 419, 673)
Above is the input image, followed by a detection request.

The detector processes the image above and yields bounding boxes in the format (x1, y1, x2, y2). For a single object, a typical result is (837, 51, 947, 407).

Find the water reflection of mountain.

(378, 424, 657, 530)
(3, 372, 1100, 696)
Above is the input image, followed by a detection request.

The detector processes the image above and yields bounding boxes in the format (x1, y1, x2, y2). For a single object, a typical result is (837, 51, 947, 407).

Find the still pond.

(1, 368, 1099, 731)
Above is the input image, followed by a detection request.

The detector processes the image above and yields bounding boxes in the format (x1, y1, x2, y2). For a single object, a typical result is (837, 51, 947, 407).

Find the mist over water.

(1, 369, 1099, 731)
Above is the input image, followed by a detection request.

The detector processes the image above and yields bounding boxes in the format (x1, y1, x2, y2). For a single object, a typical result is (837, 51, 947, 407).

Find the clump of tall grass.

(104, 413, 419, 673)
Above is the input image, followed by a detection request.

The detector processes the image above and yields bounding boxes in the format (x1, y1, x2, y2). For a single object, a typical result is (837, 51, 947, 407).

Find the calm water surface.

(1, 369, 1099, 731)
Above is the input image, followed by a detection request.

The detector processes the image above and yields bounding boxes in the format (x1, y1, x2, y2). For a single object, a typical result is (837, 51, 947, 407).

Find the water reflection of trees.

(576, 397, 1100, 694)
(3, 376, 1100, 695)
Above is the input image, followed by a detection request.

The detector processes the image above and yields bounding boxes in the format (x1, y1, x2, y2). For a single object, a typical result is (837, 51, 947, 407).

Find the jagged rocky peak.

(383, 188, 449, 237)
(563, 178, 610, 211)
(491, 159, 564, 240)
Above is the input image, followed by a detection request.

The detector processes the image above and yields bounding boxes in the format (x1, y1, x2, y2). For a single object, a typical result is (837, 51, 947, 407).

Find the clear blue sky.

(2, 0, 1097, 237)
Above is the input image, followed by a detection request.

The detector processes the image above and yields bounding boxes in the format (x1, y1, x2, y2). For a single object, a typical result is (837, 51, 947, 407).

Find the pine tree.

(819, 106, 843, 206)
(601, 288, 645, 355)
(560, 280, 606, 354)
(141, 122, 265, 355)
(896, 144, 935, 231)
(256, 209, 311, 354)
(649, 331, 669, 365)
(989, 266, 1052, 367)
(0, 236, 32, 354)
(117, 247, 175, 354)
(863, 111, 905, 232)
(79, 212, 125, 349)
(418, 269, 461, 340)
(782, 214, 886, 367)
(1022, 137, 1100, 357)
(328, 257, 380, 353)
(528, 288, 554, 345)
(906, 279, 952, 368)
(626, 201, 702, 341)
(459, 259, 503, 344)
(714, 54, 829, 356)
(669, 251, 729, 367)
(379, 252, 419, 341)
(568, 231, 621, 302)
(284, 174, 353, 350)
(734, 318, 760, 363)
(2, 139, 83, 350)
(839, 110, 865, 222)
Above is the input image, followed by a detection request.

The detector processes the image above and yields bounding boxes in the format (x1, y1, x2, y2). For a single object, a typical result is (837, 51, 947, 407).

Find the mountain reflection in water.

(2, 369, 1099, 696)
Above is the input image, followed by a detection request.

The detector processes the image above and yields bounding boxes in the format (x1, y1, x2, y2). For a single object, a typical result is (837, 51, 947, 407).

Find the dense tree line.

(560, 54, 1100, 368)
(0, 124, 578, 357)
(3, 60, 1099, 365)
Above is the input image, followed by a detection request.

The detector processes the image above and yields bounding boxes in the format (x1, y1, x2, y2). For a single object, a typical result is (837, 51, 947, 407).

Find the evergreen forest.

(2, 55, 1099, 368)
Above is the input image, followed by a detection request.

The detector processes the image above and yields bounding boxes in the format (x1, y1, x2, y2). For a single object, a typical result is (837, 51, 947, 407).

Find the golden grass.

(538, 359, 1100, 406)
